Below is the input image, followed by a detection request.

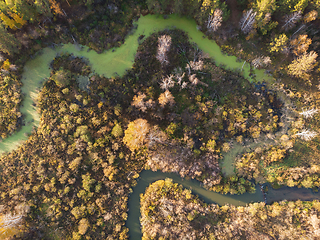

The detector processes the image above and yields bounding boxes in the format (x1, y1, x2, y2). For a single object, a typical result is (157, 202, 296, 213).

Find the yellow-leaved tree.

(123, 119, 150, 152)
(0, 212, 23, 239)
(287, 51, 318, 81)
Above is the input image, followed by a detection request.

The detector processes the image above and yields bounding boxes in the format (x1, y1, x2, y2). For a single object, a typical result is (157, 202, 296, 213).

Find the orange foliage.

(123, 119, 150, 152)
(0, 12, 26, 29)
(0, 214, 22, 239)
(49, 0, 63, 15)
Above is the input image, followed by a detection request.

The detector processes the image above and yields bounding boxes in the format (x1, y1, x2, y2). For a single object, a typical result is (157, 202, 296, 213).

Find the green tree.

(111, 123, 123, 138)
(253, 0, 278, 34)
(0, 22, 20, 55)
(278, 0, 309, 13)
(33, 0, 52, 17)
(52, 69, 71, 87)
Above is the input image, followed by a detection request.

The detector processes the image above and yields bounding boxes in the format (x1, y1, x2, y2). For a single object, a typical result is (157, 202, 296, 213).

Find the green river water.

(1, 14, 319, 240)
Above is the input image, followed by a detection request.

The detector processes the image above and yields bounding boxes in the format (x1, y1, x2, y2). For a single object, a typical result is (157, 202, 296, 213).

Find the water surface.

(0, 14, 311, 240)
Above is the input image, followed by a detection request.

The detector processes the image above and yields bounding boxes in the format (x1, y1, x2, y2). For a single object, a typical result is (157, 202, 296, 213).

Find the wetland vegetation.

(0, 0, 320, 239)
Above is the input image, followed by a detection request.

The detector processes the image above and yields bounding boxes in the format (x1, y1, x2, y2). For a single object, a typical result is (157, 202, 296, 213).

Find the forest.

(0, 0, 319, 239)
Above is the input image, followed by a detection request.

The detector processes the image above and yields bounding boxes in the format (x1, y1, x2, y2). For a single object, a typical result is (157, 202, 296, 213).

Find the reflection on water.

(265, 183, 320, 204)
(0, 14, 272, 154)
(126, 170, 264, 240)
(127, 172, 320, 240)
(0, 13, 314, 240)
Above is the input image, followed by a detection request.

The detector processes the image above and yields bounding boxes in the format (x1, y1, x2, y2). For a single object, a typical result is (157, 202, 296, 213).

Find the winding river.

(1, 14, 319, 239)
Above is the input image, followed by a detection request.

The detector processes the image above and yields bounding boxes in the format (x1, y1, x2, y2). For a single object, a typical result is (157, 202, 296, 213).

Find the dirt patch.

(226, 0, 242, 26)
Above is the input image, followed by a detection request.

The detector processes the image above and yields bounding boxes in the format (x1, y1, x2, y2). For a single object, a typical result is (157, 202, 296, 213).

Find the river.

(0, 14, 317, 240)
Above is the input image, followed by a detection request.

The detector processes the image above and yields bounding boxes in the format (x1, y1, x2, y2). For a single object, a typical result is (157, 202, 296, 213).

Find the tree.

(78, 218, 90, 235)
(0, 22, 20, 55)
(270, 34, 288, 53)
(156, 35, 172, 65)
(159, 75, 175, 90)
(287, 51, 318, 79)
(123, 119, 150, 152)
(253, 0, 278, 35)
(111, 123, 123, 138)
(0, 212, 23, 238)
(207, 8, 223, 32)
(33, 0, 52, 17)
(158, 90, 175, 107)
(295, 129, 318, 141)
(282, 11, 302, 31)
(303, 10, 318, 23)
(278, 0, 309, 13)
(146, 0, 169, 14)
(239, 9, 256, 34)
(52, 69, 71, 87)
(299, 108, 318, 118)
(290, 34, 312, 56)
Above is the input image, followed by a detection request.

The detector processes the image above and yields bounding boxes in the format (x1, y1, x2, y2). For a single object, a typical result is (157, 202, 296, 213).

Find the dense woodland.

(0, 0, 320, 239)
(141, 179, 320, 239)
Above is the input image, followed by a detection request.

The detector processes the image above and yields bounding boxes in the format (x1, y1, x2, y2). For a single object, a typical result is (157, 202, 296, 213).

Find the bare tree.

(252, 56, 271, 68)
(175, 72, 185, 85)
(156, 35, 172, 65)
(159, 74, 175, 90)
(295, 129, 318, 141)
(282, 11, 301, 32)
(146, 127, 167, 147)
(240, 9, 256, 34)
(207, 8, 223, 32)
(299, 108, 318, 118)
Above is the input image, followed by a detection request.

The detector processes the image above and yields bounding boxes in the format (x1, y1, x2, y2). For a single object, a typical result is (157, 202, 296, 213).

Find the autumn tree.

(111, 122, 123, 138)
(158, 90, 175, 107)
(78, 218, 90, 235)
(270, 34, 288, 53)
(0, 210, 24, 238)
(0, 12, 26, 29)
(207, 8, 223, 32)
(48, 0, 63, 15)
(289, 34, 312, 56)
(123, 119, 150, 152)
(287, 51, 318, 80)
(253, 0, 278, 35)
(303, 10, 318, 23)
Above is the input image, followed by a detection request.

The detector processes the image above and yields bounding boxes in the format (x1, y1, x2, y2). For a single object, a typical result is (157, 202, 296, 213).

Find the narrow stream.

(0, 14, 271, 154)
(0, 14, 315, 240)
(127, 171, 320, 239)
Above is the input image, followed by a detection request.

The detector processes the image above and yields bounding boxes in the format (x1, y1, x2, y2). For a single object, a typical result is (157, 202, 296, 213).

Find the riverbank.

(0, 13, 319, 240)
